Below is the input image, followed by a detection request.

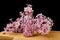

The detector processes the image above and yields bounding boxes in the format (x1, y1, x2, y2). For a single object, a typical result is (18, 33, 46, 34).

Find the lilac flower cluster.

(4, 4, 54, 37)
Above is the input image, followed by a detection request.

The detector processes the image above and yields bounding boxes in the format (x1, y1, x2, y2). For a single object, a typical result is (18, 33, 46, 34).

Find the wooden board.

(0, 31, 60, 40)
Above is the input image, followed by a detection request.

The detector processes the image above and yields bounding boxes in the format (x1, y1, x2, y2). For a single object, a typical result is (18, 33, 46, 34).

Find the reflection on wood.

(0, 31, 60, 40)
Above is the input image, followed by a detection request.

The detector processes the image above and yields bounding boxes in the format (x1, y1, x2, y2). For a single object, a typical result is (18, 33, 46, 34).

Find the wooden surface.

(0, 31, 60, 40)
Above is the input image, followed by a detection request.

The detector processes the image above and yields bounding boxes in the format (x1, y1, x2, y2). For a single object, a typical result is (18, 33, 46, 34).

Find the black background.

(0, 0, 60, 32)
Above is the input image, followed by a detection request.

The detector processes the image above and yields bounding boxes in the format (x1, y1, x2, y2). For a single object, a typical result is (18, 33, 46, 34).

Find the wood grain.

(0, 31, 60, 40)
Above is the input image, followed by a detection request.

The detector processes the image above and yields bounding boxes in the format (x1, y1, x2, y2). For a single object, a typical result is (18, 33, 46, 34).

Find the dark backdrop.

(0, 0, 60, 32)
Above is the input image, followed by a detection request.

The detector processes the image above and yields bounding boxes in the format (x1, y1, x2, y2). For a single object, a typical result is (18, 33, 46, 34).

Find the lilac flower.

(4, 23, 17, 32)
(4, 4, 54, 37)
